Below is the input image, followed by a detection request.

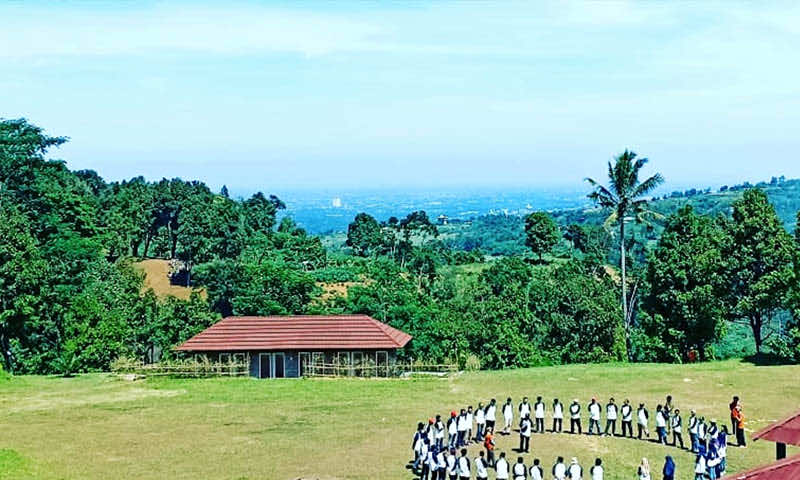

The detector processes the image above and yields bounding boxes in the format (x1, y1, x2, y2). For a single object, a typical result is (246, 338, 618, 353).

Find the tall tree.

(645, 206, 730, 360)
(726, 188, 795, 353)
(524, 212, 559, 262)
(586, 150, 663, 359)
(346, 213, 384, 256)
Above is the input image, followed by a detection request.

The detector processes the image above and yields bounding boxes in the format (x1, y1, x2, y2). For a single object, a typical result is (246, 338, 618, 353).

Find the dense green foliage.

(4, 119, 800, 374)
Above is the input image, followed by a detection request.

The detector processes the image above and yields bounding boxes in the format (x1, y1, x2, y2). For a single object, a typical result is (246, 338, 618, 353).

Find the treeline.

(2, 119, 800, 375)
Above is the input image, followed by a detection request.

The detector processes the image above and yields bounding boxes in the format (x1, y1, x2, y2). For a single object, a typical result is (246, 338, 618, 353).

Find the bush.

(463, 354, 481, 371)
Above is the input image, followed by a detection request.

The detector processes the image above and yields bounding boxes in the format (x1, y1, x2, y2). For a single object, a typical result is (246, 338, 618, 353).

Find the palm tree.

(586, 150, 663, 359)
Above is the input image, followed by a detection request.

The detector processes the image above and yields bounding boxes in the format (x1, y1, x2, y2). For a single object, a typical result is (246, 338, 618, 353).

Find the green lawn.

(1, 360, 798, 479)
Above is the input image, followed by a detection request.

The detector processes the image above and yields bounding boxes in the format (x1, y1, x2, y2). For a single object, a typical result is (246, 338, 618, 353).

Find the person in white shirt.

(638, 457, 651, 480)
(552, 398, 564, 433)
(620, 399, 633, 438)
(495, 452, 510, 480)
(637, 403, 650, 439)
(693, 454, 706, 480)
(568, 458, 583, 480)
(589, 458, 603, 480)
(519, 414, 532, 453)
(486, 399, 497, 432)
(446, 448, 458, 480)
(436, 447, 448, 480)
(552, 456, 567, 480)
(534, 396, 545, 433)
(434, 414, 446, 450)
(588, 398, 601, 435)
(447, 411, 459, 449)
(512, 456, 527, 480)
(604, 398, 617, 437)
(457, 409, 469, 447)
(688, 410, 699, 453)
(655, 405, 668, 445)
(503, 397, 514, 435)
(671, 408, 684, 449)
(475, 451, 489, 480)
(569, 399, 582, 434)
(413, 422, 425, 472)
(457, 448, 470, 480)
(466, 406, 474, 444)
(419, 440, 431, 480)
(475, 402, 486, 442)
(530, 458, 544, 480)
(519, 396, 531, 420)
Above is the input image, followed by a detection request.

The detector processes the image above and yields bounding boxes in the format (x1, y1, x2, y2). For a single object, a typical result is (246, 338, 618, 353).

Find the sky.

(2, 1, 800, 192)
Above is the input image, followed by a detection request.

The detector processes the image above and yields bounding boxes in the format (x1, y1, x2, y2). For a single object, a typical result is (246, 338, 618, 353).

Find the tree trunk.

(751, 315, 763, 354)
(620, 220, 630, 360)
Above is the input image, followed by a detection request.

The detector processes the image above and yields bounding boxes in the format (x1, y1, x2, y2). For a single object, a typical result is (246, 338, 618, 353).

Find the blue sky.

(2, 1, 800, 191)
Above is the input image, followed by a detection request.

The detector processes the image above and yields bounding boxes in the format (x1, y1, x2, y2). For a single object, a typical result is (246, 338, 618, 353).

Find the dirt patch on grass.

(134, 259, 206, 300)
(5, 385, 185, 414)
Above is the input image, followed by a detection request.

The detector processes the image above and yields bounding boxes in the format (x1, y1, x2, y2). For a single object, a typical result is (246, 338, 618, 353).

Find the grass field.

(1, 360, 798, 479)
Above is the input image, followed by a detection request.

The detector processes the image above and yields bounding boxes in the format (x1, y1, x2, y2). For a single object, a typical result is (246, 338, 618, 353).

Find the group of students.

(410, 447, 606, 480)
(410, 394, 746, 480)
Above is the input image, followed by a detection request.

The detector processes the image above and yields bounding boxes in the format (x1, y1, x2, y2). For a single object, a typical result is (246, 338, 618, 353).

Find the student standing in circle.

(604, 398, 617, 436)
(570, 399, 582, 434)
(552, 398, 564, 433)
(620, 399, 634, 438)
(519, 414, 532, 453)
(496, 452, 510, 480)
(534, 396, 546, 433)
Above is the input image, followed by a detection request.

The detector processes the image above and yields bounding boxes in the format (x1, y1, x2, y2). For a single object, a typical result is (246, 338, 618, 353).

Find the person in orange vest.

(732, 404, 746, 447)
(484, 428, 496, 467)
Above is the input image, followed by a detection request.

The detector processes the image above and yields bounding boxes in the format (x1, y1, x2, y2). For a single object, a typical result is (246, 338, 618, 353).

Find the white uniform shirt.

(606, 404, 617, 420)
(689, 416, 698, 435)
(475, 409, 486, 425)
(530, 465, 544, 480)
(638, 409, 648, 426)
(457, 415, 469, 432)
(446, 454, 457, 475)
(569, 464, 582, 480)
(448, 418, 458, 436)
(486, 405, 497, 422)
(513, 462, 527, 480)
(656, 411, 667, 428)
(503, 403, 514, 421)
(435, 422, 445, 439)
(520, 418, 532, 437)
(496, 458, 510, 480)
(535, 402, 545, 419)
(570, 404, 580, 419)
(589, 403, 601, 421)
(458, 456, 470, 477)
(591, 465, 603, 480)
(554, 463, 567, 480)
(694, 457, 706, 474)
(671, 415, 682, 433)
(436, 451, 447, 471)
(475, 457, 488, 478)
(553, 402, 564, 419)
(466, 412, 474, 429)
(520, 402, 531, 418)
(621, 404, 632, 422)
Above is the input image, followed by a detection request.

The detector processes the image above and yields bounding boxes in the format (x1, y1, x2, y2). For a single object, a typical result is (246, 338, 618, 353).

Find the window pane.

(274, 354, 285, 378)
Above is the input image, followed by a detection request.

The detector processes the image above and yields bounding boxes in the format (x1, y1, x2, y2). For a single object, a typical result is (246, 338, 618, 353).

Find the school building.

(176, 314, 412, 378)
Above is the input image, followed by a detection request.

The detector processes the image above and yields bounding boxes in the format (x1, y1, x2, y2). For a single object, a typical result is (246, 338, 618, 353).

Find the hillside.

(1, 360, 798, 479)
(440, 178, 800, 256)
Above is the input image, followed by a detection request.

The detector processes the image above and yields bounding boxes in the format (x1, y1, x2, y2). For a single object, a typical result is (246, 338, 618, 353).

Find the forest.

(2, 118, 800, 375)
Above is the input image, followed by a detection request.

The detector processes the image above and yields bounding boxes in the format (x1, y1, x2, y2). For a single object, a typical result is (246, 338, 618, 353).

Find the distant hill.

(441, 177, 800, 256)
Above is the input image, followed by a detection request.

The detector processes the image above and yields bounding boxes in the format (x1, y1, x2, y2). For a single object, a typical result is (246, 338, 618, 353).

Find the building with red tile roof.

(177, 315, 412, 378)
(723, 453, 800, 479)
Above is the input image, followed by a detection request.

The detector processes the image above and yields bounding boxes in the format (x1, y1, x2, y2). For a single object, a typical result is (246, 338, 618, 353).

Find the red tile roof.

(176, 315, 412, 352)
(723, 453, 800, 479)
(754, 408, 800, 447)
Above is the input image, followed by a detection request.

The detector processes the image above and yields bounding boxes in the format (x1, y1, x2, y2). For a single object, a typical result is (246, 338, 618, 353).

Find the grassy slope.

(2, 361, 799, 480)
